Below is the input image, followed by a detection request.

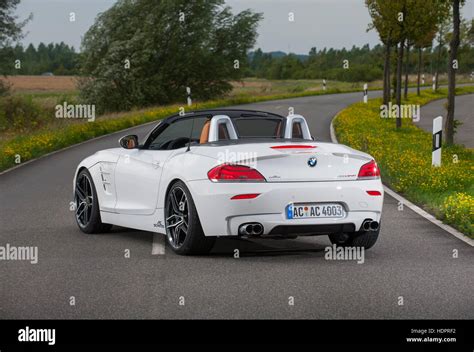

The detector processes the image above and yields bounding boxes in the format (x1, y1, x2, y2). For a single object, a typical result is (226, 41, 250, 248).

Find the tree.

(445, 0, 464, 145)
(0, 0, 30, 95)
(414, 32, 435, 95)
(394, 1, 408, 129)
(434, 11, 452, 90)
(366, 0, 402, 105)
(79, 0, 262, 112)
(410, 0, 447, 95)
(458, 19, 474, 74)
(403, 40, 411, 99)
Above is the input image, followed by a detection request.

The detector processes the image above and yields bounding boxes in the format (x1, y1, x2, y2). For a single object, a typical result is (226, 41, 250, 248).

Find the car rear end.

(188, 141, 383, 238)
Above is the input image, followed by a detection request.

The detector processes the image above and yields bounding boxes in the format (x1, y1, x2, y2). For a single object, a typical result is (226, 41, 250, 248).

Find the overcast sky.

(15, 0, 474, 54)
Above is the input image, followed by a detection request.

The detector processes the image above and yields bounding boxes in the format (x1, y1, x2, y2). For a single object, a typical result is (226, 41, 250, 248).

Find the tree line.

(247, 31, 473, 82)
(7, 42, 80, 75)
(3, 35, 473, 82)
(248, 45, 383, 82)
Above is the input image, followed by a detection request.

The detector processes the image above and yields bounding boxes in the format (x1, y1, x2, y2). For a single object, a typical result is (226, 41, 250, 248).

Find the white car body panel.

(188, 179, 382, 236)
(73, 112, 384, 238)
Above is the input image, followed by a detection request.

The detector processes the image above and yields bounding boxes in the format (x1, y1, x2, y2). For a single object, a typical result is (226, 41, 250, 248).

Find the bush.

(442, 193, 473, 236)
(325, 64, 383, 82)
(0, 79, 11, 96)
(0, 95, 47, 131)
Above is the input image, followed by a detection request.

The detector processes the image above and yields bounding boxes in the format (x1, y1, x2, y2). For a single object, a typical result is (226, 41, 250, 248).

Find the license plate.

(287, 203, 345, 219)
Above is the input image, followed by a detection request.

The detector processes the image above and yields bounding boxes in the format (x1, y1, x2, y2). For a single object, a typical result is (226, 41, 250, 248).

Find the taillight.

(208, 164, 266, 182)
(358, 160, 380, 179)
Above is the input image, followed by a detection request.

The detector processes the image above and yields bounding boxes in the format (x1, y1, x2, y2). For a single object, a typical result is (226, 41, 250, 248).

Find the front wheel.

(329, 226, 380, 250)
(74, 169, 112, 234)
(165, 181, 216, 255)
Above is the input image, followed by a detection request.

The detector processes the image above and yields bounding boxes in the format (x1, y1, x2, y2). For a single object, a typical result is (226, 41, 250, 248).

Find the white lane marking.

(152, 233, 166, 255)
(330, 111, 474, 247)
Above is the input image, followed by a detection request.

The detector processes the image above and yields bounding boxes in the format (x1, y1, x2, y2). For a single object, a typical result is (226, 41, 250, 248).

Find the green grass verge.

(333, 86, 474, 237)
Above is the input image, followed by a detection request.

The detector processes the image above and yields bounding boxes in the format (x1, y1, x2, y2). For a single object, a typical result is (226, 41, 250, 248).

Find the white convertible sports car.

(73, 109, 383, 254)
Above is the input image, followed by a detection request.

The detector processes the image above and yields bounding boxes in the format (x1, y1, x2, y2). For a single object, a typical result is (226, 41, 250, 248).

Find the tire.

(329, 226, 380, 250)
(74, 169, 112, 234)
(165, 181, 216, 255)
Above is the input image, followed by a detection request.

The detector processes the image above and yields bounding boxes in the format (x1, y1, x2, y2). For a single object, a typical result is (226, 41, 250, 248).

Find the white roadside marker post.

(432, 76, 436, 91)
(363, 83, 368, 103)
(323, 79, 326, 91)
(422, 74, 425, 85)
(471, 72, 473, 81)
(432, 116, 442, 167)
(186, 87, 192, 107)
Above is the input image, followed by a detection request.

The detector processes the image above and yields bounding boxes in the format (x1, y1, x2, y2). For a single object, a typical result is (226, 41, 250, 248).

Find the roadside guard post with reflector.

(323, 79, 326, 91)
(432, 116, 442, 167)
(186, 87, 192, 107)
(432, 76, 436, 91)
(422, 74, 425, 85)
(363, 83, 368, 103)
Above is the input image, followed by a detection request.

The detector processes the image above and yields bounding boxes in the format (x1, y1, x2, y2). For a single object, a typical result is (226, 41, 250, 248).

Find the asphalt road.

(418, 94, 473, 148)
(1, 89, 473, 319)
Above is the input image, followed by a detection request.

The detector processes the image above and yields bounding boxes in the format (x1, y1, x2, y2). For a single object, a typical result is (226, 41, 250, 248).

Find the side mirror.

(119, 135, 139, 149)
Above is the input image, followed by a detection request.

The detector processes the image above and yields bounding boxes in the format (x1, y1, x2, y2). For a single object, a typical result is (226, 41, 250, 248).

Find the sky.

(14, 0, 474, 54)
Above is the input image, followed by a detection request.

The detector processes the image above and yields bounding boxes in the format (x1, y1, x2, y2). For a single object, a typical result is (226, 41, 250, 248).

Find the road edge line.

(330, 111, 474, 247)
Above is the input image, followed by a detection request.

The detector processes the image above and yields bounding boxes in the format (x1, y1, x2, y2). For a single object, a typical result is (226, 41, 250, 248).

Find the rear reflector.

(231, 193, 260, 200)
(271, 145, 316, 149)
(366, 190, 382, 196)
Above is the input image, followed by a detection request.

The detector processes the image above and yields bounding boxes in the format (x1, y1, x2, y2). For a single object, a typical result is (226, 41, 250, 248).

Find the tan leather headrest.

(199, 120, 211, 144)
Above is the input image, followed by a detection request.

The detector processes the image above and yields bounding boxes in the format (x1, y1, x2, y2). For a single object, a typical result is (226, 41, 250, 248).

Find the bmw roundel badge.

(307, 156, 317, 167)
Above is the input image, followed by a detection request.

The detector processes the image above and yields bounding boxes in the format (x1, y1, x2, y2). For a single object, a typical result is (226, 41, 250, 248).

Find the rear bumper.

(188, 179, 384, 237)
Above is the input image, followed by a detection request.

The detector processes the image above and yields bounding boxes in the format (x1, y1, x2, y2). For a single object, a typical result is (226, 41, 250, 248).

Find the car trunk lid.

(193, 141, 372, 182)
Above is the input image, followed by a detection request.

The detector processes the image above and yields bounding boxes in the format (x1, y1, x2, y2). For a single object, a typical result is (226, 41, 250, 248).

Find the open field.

(230, 74, 472, 96)
(4, 75, 363, 95)
(2, 75, 78, 93)
(231, 78, 361, 95)
(4, 74, 472, 95)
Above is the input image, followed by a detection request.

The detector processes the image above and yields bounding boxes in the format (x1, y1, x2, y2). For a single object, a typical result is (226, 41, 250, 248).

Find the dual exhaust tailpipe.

(239, 223, 264, 236)
(362, 220, 379, 232)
